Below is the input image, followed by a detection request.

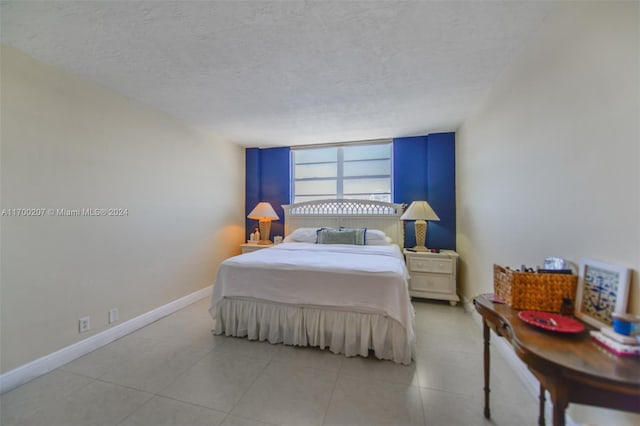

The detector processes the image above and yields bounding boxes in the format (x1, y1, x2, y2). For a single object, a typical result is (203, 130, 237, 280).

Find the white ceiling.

(0, 1, 553, 147)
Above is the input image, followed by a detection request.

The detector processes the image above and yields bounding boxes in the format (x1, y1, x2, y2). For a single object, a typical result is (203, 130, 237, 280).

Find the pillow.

(366, 236, 393, 246)
(339, 227, 367, 243)
(364, 229, 387, 241)
(283, 227, 321, 243)
(352, 228, 391, 245)
(317, 228, 365, 245)
(337, 227, 391, 245)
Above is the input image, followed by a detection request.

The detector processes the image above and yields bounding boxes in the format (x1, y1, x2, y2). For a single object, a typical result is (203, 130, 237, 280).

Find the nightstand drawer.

(410, 274, 452, 294)
(408, 257, 453, 274)
(240, 243, 273, 254)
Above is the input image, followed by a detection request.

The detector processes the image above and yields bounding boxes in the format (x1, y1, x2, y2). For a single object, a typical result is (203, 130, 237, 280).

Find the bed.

(209, 199, 415, 364)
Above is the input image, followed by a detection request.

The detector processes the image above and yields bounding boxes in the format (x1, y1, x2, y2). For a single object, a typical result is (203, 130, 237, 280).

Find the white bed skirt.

(212, 298, 415, 365)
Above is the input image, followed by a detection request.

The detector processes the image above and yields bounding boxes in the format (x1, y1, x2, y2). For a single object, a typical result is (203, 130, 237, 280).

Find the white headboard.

(282, 199, 405, 246)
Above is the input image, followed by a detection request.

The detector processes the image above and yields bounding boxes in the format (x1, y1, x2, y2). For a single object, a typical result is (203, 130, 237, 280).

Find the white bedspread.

(210, 243, 413, 340)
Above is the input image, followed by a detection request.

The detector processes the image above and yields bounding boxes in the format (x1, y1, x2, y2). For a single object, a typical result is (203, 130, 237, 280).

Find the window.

(291, 141, 392, 203)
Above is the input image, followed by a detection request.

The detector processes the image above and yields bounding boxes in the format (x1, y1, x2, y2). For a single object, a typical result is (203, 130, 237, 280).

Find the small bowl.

(612, 312, 640, 336)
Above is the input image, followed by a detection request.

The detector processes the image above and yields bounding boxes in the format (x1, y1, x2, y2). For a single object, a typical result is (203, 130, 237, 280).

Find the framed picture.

(575, 258, 631, 329)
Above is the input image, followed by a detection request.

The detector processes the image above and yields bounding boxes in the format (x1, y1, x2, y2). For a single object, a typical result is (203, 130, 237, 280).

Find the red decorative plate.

(518, 311, 585, 333)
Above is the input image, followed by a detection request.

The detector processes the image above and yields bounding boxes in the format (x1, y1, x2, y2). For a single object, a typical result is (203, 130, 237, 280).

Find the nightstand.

(240, 243, 273, 254)
(403, 249, 459, 305)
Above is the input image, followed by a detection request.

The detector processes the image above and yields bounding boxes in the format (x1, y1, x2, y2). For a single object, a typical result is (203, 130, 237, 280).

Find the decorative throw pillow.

(337, 228, 392, 245)
(316, 228, 365, 245)
(339, 227, 367, 244)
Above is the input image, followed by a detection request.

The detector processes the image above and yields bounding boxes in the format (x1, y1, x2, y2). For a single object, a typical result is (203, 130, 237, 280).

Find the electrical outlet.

(108, 308, 118, 324)
(79, 316, 90, 333)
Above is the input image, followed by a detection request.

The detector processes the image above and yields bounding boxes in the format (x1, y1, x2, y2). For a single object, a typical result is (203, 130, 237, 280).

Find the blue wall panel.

(426, 132, 456, 250)
(245, 147, 290, 241)
(258, 147, 290, 239)
(393, 133, 456, 250)
(245, 148, 261, 242)
(393, 136, 429, 202)
(393, 136, 429, 248)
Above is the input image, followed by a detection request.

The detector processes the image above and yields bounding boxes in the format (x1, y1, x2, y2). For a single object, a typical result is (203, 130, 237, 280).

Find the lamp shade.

(247, 202, 279, 220)
(400, 201, 440, 221)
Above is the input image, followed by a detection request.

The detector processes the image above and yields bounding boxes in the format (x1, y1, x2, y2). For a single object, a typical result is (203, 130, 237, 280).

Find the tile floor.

(1, 298, 538, 426)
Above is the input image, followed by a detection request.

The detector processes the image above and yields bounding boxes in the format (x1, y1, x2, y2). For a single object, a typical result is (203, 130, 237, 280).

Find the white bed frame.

(212, 199, 414, 364)
(282, 199, 405, 245)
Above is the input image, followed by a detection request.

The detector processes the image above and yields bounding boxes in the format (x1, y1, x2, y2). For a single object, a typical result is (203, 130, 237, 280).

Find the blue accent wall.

(245, 147, 291, 241)
(245, 148, 261, 241)
(425, 132, 456, 250)
(245, 132, 455, 249)
(393, 136, 429, 248)
(393, 132, 456, 250)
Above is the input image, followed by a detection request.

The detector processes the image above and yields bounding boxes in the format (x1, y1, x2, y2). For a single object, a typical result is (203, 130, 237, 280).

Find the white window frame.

(291, 139, 393, 203)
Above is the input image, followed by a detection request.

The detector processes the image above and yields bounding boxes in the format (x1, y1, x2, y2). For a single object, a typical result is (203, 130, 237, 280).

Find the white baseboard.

(466, 298, 580, 426)
(469, 309, 540, 395)
(461, 294, 475, 313)
(0, 285, 212, 394)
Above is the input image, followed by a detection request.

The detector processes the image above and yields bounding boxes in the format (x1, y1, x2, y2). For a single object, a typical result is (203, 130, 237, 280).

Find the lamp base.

(258, 220, 272, 245)
(414, 219, 428, 249)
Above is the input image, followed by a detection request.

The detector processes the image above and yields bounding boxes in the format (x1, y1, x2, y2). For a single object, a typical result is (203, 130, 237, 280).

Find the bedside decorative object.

(400, 200, 439, 252)
(575, 258, 631, 329)
(247, 202, 279, 245)
(404, 249, 459, 305)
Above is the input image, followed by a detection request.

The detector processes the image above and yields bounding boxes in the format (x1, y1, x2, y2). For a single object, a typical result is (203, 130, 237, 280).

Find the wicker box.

(493, 264, 578, 312)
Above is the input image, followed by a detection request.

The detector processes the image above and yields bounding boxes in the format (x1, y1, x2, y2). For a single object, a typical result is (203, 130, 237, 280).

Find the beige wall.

(0, 45, 245, 373)
(457, 2, 638, 424)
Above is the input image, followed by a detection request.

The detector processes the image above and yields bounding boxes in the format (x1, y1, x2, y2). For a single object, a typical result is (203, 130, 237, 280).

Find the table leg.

(483, 319, 491, 419)
(552, 404, 567, 426)
(551, 386, 568, 426)
(538, 383, 546, 426)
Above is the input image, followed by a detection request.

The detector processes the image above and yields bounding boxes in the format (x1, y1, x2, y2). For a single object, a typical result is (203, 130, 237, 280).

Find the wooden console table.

(474, 294, 640, 426)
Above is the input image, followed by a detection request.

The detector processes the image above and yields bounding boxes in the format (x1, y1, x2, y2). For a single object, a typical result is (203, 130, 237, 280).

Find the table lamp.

(400, 201, 440, 251)
(247, 202, 280, 245)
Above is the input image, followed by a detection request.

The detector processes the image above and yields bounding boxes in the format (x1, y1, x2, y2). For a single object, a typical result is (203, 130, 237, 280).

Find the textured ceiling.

(0, 1, 553, 147)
